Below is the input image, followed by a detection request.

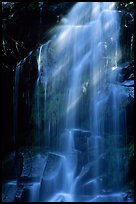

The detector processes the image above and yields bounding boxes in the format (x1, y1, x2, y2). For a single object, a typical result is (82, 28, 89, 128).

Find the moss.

(122, 180, 134, 192)
(128, 142, 134, 159)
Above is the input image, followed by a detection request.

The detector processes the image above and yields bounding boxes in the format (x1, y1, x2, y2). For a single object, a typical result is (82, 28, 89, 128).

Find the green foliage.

(128, 2, 134, 6)
(117, 2, 134, 11)
(128, 142, 134, 159)
(27, 3, 38, 11)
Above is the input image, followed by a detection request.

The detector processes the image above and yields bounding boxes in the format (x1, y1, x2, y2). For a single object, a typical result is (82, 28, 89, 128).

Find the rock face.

(2, 181, 17, 202)
(39, 152, 65, 202)
(13, 52, 38, 150)
(2, 2, 134, 157)
(2, 153, 18, 182)
(2, 2, 76, 72)
(2, 2, 76, 158)
(2, 148, 48, 202)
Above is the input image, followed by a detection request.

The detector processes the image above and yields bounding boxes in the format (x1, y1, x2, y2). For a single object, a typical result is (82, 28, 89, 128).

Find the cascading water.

(36, 2, 129, 202)
(12, 2, 133, 202)
(35, 42, 50, 147)
(13, 62, 21, 151)
(88, 2, 121, 195)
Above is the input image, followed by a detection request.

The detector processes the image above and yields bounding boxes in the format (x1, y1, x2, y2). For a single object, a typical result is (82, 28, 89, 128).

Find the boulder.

(2, 181, 17, 202)
(74, 153, 107, 195)
(39, 152, 65, 201)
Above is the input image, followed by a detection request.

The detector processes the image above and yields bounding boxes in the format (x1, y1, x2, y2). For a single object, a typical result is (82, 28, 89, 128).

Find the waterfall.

(37, 2, 127, 202)
(13, 62, 21, 151)
(88, 2, 121, 194)
(35, 42, 50, 147)
(12, 2, 133, 202)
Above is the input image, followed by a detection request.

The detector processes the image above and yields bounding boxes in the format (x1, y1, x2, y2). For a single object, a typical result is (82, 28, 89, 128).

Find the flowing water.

(12, 2, 133, 202)
(37, 2, 127, 202)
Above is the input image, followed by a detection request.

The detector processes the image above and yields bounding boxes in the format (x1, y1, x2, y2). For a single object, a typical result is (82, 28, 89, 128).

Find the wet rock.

(122, 80, 134, 87)
(87, 136, 104, 153)
(2, 181, 17, 202)
(41, 153, 63, 179)
(39, 152, 64, 201)
(75, 153, 107, 195)
(120, 61, 134, 81)
(15, 53, 38, 149)
(2, 152, 19, 181)
(20, 187, 31, 202)
(18, 150, 47, 179)
(13, 149, 47, 202)
(122, 191, 134, 202)
(88, 193, 128, 202)
(107, 61, 134, 84)
(20, 184, 40, 202)
(64, 129, 91, 152)
(14, 184, 24, 202)
(126, 87, 134, 100)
